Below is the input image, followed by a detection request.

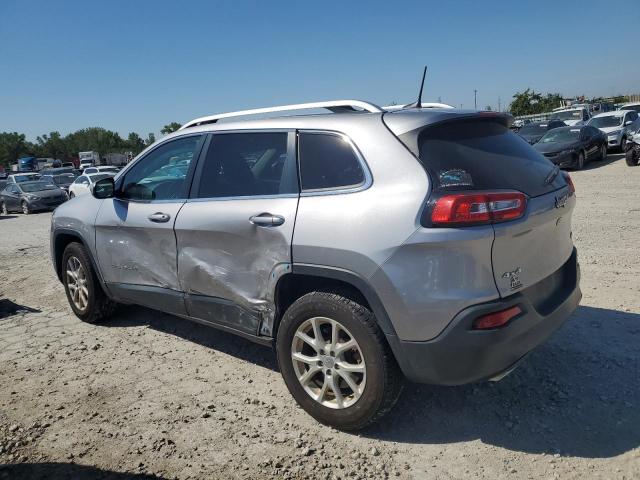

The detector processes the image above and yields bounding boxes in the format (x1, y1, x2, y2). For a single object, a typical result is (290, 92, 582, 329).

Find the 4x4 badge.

(555, 192, 569, 208)
(502, 268, 523, 290)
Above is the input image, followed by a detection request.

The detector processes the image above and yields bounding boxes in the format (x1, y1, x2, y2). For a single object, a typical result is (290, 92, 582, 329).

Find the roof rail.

(383, 102, 455, 111)
(179, 100, 384, 130)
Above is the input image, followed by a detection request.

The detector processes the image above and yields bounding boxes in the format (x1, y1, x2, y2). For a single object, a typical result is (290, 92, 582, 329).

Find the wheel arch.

(52, 229, 107, 292)
(273, 264, 398, 338)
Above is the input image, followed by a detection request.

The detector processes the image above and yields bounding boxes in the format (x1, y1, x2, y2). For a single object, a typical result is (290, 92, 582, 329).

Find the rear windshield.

(20, 181, 59, 192)
(409, 120, 565, 197)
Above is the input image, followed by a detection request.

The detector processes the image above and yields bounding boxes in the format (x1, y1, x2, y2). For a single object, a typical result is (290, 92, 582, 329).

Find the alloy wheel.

(291, 316, 366, 409)
(22, 202, 29, 214)
(66, 256, 89, 311)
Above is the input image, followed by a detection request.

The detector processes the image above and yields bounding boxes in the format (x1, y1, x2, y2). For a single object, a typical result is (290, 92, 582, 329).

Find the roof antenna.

(404, 66, 427, 109)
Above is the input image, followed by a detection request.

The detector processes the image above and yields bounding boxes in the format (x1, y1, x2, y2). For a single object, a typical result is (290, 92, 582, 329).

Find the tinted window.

(195, 132, 294, 198)
(121, 135, 202, 201)
(412, 119, 563, 197)
(627, 111, 639, 122)
(75, 176, 88, 184)
(299, 133, 365, 191)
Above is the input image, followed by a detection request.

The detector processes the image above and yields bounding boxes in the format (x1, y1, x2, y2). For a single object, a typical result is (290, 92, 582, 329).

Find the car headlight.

(608, 130, 622, 137)
(559, 149, 574, 156)
(25, 194, 40, 200)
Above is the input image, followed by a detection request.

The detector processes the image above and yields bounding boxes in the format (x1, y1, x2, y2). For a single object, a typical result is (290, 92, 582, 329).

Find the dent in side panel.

(369, 226, 499, 342)
(175, 198, 298, 335)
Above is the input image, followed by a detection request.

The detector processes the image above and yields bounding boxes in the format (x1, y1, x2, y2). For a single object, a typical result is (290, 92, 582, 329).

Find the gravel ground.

(0, 153, 638, 480)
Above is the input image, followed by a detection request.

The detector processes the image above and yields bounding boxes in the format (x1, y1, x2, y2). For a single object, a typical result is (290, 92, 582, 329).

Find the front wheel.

(575, 151, 585, 170)
(62, 242, 116, 323)
(1, 202, 7, 216)
(21, 201, 30, 215)
(69, 192, 75, 198)
(626, 147, 640, 166)
(620, 136, 627, 152)
(598, 144, 607, 161)
(276, 291, 403, 431)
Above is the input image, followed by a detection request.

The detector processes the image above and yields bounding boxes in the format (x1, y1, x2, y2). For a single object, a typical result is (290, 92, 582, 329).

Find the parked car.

(534, 125, 607, 169)
(549, 108, 590, 126)
(7, 173, 41, 184)
(82, 166, 120, 175)
(0, 179, 6, 193)
(618, 102, 640, 114)
(50, 100, 580, 430)
(68, 173, 114, 198)
(40, 172, 78, 193)
(517, 120, 566, 144)
(624, 131, 640, 166)
(1, 180, 68, 214)
(587, 110, 639, 151)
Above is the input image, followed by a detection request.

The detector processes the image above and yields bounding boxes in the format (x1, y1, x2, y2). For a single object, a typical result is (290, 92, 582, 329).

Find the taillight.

(563, 172, 575, 195)
(430, 191, 527, 226)
(473, 305, 522, 330)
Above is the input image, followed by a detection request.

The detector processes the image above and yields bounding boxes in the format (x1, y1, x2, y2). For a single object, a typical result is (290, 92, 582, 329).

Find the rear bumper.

(388, 249, 581, 385)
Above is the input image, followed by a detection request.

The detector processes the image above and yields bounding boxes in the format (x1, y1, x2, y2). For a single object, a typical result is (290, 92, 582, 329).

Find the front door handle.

(148, 212, 171, 223)
(249, 213, 285, 227)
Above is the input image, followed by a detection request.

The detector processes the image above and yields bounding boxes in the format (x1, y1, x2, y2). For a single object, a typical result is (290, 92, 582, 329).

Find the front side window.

(194, 132, 294, 198)
(120, 135, 202, 201)
(298, 132, 365, 191)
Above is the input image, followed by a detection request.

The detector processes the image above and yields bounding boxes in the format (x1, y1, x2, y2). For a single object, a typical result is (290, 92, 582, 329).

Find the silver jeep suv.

(50, 100, 581, 430)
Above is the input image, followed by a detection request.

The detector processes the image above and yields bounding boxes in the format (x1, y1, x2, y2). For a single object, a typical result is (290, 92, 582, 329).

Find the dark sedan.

(0, 180, 68, 215)
(40, 172, 77, 193)
(534, 125, 607, 169)
(518, 120, 567, 144)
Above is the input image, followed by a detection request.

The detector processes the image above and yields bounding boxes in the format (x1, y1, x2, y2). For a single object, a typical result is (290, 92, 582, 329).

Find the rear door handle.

(249, 213, 285, 227)
(148, 212, 171, 223)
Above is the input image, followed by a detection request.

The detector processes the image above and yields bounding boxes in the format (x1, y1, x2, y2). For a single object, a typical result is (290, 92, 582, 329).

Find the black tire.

(61, 242, 116, 323)
(626, 148, 639, 167)
(598, 143, 607, 161)
(276, 291, 404, 431)
(575, 151, 585, 170)
(620, 136, 627, 153)
(69, 192, 75, 198)
(0, 201, 7, 215)
(21, 201, 30, 215)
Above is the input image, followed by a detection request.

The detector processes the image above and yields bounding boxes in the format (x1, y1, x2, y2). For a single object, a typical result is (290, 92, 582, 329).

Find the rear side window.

(195, 132, 296, 198)
(410, 120, 564, 197)
(298, 132, 365, 191)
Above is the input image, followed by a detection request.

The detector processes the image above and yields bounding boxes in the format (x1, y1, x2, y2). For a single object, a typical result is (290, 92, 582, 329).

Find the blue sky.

(1, 0, 638, 140)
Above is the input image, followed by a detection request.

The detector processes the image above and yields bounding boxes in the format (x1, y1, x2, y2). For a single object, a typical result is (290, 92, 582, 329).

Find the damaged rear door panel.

(174, 131, 299, 336)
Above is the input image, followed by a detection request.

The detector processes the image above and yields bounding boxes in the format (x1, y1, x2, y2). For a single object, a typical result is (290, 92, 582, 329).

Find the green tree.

(126, 132, 145, 154)
(509, 89, 563, 116)
(0, 132, 30, 169)
(145, 133, 156, 146)
(160, 122, 182, 135)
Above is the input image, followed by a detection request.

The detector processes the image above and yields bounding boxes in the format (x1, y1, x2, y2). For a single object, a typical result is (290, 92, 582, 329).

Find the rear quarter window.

(409, 120, 564, 197)
(298, 132, 365, 191)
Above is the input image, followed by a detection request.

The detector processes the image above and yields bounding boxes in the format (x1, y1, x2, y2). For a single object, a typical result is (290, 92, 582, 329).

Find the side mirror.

(92, 177, 115, 199)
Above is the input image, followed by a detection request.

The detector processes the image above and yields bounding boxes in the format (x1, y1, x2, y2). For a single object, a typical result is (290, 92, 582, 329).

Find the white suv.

(588, 110, 639, 150)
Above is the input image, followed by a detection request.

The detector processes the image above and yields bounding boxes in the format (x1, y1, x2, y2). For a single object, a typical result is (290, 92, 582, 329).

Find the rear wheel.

(575, 151, 585, 170)
(21, 201, 30, 215)
(277, 291, 403, 431)
(626, 148, 639, 166)
(62, 242, 116, 323)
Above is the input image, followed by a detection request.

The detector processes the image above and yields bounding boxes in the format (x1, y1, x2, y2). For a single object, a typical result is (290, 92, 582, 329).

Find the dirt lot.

(1, 153, 638, 480)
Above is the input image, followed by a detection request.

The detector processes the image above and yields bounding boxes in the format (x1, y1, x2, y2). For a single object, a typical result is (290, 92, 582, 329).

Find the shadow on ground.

(106, 305, 278, 372)
(581, 152, 624, 170)
(0, 462, 165, 480)
(103, 303, 638, 459)
(0, 215, 18, 220)
(0, 299, 41, 320)
(367, 305, 640, 458)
